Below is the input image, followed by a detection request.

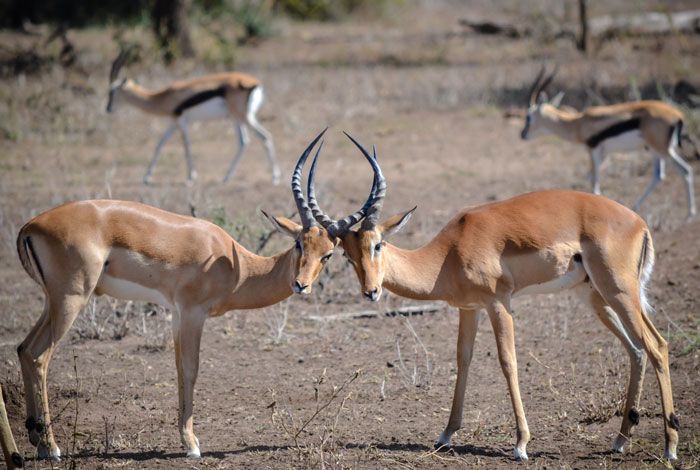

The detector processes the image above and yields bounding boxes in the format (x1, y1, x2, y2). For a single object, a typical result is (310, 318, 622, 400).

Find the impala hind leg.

(176, 118, 197, 183)
(245, 87, 278, 185)
(575, 284, 647, 453)
(668, 144, 696, 218)
(486, 301, 530, 461)
(223, 123, 249, 183)
(144, 122, 178, 184)
(633, 157, 665, 214)
(18, 292, 90, 460)
(589, 147, 606, 195)
(585, 264, 678, 460)
(172, 307, 207, 458)
(435, 308, 479, 450)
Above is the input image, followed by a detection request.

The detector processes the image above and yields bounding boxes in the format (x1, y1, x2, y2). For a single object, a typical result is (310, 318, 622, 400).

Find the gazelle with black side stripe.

(106, 51, 279, 185)
(521, 66, 696, 219)
(306, 134, 679, 462)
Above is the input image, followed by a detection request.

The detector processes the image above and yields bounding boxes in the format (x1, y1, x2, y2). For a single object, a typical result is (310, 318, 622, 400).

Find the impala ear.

(549, 91, 565, 107)
(261, 210, 302, 238)
(378, 206, 417, 237)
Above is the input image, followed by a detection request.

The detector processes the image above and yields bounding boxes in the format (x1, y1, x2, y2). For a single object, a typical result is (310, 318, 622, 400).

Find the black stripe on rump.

(586, 118, 641, 149)
(174, 86, 227, 116)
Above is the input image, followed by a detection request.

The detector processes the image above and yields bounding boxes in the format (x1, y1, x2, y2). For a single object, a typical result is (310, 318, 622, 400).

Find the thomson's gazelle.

(106, 51, 278, 185)
(521, 66, 695, 218)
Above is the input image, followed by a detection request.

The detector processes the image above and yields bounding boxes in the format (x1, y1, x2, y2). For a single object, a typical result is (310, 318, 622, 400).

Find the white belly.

(514, 262, 587, 297)
(97, 274, 173, 309)
(600, 130, 645, 153)
(182, 97, 230, 121)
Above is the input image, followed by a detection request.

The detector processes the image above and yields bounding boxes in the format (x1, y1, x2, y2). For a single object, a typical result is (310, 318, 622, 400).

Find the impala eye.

(374, 243, 382, 253)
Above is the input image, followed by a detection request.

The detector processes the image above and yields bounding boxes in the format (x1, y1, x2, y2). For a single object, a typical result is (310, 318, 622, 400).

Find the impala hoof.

(612, 435, 627, 453)
(433, 442, 453, 453)
(513, 447, 528, 462)
(186, 447, 201, 459)
(37, 444, 61, 461)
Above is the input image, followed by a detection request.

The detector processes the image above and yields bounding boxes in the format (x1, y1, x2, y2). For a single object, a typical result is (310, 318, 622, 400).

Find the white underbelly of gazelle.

(514, 262, 587, 297)
(182, 97, 230, 122)
(600, 130, 645, 153)
(97, 274, 173, 308)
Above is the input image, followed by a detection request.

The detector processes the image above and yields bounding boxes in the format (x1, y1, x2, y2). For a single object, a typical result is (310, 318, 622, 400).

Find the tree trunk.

(0, 385, 22, 469)
(151, 0, 195, 63)
(577, 0, 588, 53)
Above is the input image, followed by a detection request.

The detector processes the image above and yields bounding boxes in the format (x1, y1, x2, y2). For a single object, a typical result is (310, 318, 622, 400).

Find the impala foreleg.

(144, 122, 178, 184)
(633, 157, 665, 214)
(486, 301, 530, 461)
(223, 123, 249, 183)
(172, 307, 207, 458)
(576, 284, 647, 453)
(435, 308, 479, 450)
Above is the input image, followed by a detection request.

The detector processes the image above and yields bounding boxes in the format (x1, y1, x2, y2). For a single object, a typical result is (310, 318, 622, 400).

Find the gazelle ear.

(549, 91, 565, 107)
(378, 207, 417, 238)
(261, 210, 302, 238)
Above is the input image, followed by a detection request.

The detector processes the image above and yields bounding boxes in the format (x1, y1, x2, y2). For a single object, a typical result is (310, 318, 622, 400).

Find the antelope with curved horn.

(107, 50, 278, 185)
(308, 134, 679, 462)
(521, 66, 696, 219)
(13, 130, 369, 460)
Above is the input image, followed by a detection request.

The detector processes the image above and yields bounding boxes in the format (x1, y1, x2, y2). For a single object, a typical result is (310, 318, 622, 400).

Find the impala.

(13, 130, 373, 460)
(521, 66, 695, 219)
(305, 134, 678, 462)
(106, 51, 278, 185)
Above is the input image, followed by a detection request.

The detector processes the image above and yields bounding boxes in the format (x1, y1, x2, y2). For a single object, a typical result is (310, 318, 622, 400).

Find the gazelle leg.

(223, 123, 249, 183)
(144, 122, 177, 184)
(633, 157, 665, 214)
(18, 292, 90, 460)
(246, 116, 278, 185)
(435, 308, 479, 449)
(589, 146, 606, 195)
(575, 284, 646, 453)
(586, 258, 678, 461)
(667, 144, 696, 218)
(172, 306, 207, 458)
(176, 118, 197, 183)
(486, 300, 530, 461)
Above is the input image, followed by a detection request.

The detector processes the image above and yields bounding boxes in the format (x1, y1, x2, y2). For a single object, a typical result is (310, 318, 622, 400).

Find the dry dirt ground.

(1, 1, 699, 468)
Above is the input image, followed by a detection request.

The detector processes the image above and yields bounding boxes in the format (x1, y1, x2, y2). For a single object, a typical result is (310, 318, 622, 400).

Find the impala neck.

(539, 104, 583, 142)
(382, 240, 448, 301)
(120, 81, 159, 113)
(228, 247, 295, 310)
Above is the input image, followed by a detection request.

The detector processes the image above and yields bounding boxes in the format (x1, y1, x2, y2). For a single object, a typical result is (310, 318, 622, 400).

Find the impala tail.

(16, 225, 46, 289)
(638, 230, 655, 316)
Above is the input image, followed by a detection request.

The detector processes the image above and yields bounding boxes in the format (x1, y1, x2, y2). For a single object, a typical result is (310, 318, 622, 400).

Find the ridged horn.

(291, 128, 327, 229)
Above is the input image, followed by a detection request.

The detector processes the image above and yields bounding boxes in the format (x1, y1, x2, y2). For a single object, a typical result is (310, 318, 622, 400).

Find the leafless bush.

(574, 348, 626, 424)
(269, 368, 361, 468)
(394, 317, 432, 389)
(265, 300, 290, 344)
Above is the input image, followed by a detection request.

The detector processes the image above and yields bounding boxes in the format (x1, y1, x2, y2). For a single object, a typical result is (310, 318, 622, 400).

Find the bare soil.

(1, 1, 699, 468)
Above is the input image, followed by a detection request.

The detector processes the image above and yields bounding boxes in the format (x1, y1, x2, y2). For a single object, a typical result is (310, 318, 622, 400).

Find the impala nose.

(293, 280, 309, 294)
(364, 288, 380, 302)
